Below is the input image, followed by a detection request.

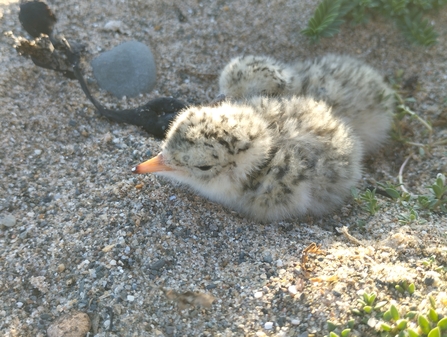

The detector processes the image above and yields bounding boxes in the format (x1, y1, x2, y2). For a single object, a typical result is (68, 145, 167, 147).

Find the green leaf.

(396, 284, 405, 293)
(430, 296, 437, 309)
(351, 308, 362, 315)
(396, 319, 408, 330)
(383, 310, 392, 321)
(408, 283, 415, 295)
(437, 317, 447, 330)
(390, 304, 400, 321)
(386, 187, 401, 199)
(427, 327, 441, 337)
(381, 323, 392, 331)
(419, 315, 431, 334)
(429, 308, 439, 322)
(329, 332, 339, 337)
(341, 328, 351, 337)
(407, 328, 421, 337)
(347, 319, 355, 329)
(328, 321, 338, 331)
(363, 306, 373, 314)
(406, 311, 418, 319)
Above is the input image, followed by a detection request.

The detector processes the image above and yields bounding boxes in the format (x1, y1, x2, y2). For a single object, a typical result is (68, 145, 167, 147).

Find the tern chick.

(219, 54, 395, 154)
(133, 96, 362, 221)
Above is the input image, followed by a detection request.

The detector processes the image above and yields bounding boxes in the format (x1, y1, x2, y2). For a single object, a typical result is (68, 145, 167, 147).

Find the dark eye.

(197, 165, 212, 171)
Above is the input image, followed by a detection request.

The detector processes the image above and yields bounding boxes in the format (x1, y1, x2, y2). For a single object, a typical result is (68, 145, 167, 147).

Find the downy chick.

(133, 96, 363, 222)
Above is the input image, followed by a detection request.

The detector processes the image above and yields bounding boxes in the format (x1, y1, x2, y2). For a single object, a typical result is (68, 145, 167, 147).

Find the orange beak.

(132, 153, 173, 174)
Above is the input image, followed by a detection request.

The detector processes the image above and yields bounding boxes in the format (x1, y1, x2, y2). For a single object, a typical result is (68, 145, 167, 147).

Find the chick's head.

(133, 103, 273, 196)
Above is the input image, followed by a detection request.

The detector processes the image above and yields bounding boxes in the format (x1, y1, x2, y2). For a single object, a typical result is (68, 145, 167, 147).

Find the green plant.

(327, 288, 447, 337)
(417, 174, 447, 211)
(302, 0, 447, 46)
(397, 208, 427, 225)
(351, 187, 379, 215)
(395, 280, 416, 295)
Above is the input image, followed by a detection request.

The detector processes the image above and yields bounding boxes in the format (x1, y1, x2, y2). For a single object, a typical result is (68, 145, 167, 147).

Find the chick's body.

(219, 54, 394, 154)
(134, 96, 362, 221)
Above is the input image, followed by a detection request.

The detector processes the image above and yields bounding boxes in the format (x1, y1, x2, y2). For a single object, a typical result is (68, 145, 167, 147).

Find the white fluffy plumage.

(133, 54, 394, 221)
(133, 96, 362, 221)
(219, 54, 395, 154)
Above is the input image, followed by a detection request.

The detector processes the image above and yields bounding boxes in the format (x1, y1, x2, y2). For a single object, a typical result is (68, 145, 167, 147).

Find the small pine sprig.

(398, 9, 438, 46)
(301, 0, 345, 42)
(301, 0, 446, 46)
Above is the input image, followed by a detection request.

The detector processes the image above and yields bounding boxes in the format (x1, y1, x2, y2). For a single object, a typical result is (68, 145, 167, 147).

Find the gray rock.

(91, 40, 156, 98)
(150, 258, 166, 270)
(262, 250, 273, 263)
(0, 214, 16, 228)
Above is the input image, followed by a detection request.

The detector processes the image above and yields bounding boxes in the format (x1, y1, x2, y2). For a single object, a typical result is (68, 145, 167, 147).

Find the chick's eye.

(197, 165, 212, 171)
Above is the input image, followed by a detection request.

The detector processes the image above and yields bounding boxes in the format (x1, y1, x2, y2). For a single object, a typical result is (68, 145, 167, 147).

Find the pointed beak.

(132, 153, 173, 174)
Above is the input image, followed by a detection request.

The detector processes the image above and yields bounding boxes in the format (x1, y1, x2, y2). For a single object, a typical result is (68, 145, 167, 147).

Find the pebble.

(57, 264, 66, 273)
(91, 40, 157, 98)
(291, 319, 301, 325)
(127, 295, 135, 302)
(47, 311, 91, 337)
(264, 322, 274, 330)
(288, 285, 298, 295)
(103, 20, 130, 34)
(110, 259, 117, 266)
(150, 259, 166, 270)
(16, 302, 23, 308)
(276, 259, 284, 267)
(0, 214, 16, 228)
(262, 250, 273, 263)
(254, 291, 263, 299)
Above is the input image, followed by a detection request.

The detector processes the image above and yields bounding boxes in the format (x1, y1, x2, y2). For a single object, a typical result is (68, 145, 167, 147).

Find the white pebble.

(367, 317, 378, 328)
(264, 322, 274, 330)
(288, 285, 298, 295)
(16, 302, 23, 308)
(276, 259, 284, 267)
(34, 149, 42, 155)
(169, 195, 177, 201)
(127, 295, 135, 302)
(110, 259, 117, 266)
(291, 318, 300, 325)
(254, 291, 263, 299)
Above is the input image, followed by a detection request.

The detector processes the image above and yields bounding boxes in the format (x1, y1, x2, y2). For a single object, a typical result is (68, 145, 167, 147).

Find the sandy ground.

(1, 0, 447, 336)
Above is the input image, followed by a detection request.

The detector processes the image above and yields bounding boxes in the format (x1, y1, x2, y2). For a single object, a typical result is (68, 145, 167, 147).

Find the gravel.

(1, 0, 447, 336)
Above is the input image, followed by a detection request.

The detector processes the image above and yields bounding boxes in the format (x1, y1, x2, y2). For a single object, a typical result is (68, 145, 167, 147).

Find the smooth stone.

(0, 214, 16, 228)
(150, 259, 166, 270)
(91, 40, 156, 98)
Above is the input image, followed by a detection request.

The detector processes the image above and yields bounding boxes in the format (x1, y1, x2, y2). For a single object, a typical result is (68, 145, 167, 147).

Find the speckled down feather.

(219, 54, 395, 154)
(133, 96, 363, 221)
